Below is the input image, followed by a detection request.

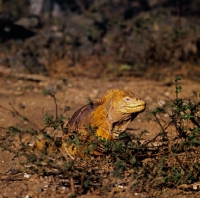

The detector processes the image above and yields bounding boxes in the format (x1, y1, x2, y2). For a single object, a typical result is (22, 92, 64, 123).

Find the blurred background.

(0, 0, 200, 80)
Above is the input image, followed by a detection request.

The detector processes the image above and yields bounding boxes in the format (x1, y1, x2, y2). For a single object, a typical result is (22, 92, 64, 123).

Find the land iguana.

(62, 89, 146, 157)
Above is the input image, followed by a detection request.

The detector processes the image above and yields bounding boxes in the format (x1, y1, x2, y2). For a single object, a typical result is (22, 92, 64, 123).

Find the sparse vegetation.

(0, 77, 200, 196)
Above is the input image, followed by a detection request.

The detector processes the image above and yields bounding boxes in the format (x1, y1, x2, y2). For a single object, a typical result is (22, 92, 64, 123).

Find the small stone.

(37, 187, 43, 193)
(158, 100, 166, 107)
(24, 173, 31, 178)
(164, 92, 170, 96)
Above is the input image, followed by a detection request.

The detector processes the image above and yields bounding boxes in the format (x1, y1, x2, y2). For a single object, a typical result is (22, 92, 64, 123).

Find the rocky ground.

(0, 69, 200, 197)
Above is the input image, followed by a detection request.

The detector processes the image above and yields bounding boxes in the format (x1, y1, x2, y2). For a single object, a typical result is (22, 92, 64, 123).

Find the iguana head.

(96, 89, 146, 116)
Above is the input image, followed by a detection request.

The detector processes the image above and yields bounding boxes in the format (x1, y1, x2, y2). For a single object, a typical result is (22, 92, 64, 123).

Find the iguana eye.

(124, 97, 131, 102)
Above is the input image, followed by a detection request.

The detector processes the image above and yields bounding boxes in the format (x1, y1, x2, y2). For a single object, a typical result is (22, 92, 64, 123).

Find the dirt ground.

(0, 72, 200, 197)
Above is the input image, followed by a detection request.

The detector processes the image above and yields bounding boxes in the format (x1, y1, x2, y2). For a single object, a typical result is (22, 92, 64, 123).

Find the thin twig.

(8, 103, 40, 129)
(69, 173, 75, 194)
(52, 95, 58, 120)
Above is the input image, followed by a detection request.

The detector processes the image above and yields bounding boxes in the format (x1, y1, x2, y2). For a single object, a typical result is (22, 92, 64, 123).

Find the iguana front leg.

(95, 121, 113, 140)
(112, 119, 131, 138)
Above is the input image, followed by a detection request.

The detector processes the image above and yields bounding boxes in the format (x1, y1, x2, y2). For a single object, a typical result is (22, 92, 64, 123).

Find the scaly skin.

(63, 89, 146, 157)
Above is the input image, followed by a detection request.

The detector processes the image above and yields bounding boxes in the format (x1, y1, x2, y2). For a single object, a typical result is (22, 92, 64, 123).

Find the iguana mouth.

(134, 105, 146, 111)
(124, 104, 145, 107)
(121, 105, 146, 113)
(124, 104, 146, 109)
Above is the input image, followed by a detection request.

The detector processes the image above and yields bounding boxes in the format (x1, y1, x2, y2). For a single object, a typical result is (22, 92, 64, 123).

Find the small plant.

(147, 77, 200, 188)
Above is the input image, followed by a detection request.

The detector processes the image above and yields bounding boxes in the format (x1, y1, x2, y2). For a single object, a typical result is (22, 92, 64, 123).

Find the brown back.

(67, 103, 99, 133)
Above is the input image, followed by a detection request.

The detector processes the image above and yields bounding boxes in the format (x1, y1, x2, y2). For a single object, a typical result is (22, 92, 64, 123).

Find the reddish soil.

(0, 72, 200, 197)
